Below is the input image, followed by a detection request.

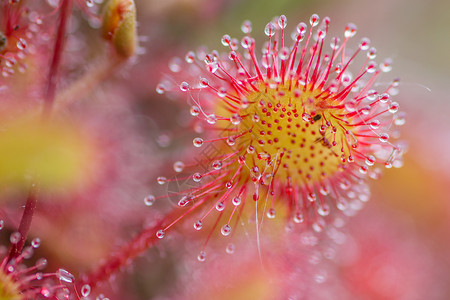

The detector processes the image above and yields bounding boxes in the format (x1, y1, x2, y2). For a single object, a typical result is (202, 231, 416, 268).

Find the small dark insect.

(0, 31, 7, 52)
(313, 114, 321, 122)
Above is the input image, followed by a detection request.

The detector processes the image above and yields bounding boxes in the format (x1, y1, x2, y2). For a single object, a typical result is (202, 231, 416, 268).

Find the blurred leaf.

(0, 116, 96, 191)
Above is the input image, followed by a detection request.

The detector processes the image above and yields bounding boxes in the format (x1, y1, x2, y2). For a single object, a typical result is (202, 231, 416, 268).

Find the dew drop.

(379, 133, 389, 143)
(226, 243, 235, 254)
(36, 258, 47, 270)
(232, 196, 241, 206)
(85, 0, 94, 7)
(293, 212, 304, 223)
(366, 61, 377, 73)
(389, 102, 399, 113)
(344, 23, 357, 38)
(40, 286, 50, 297)
(380, 58, 392, 72)
(199, 77, 209, 88)
(359, 37, 370, 50)
(193, 172, 202, 182)
(216, 201, 225, 211)
(155, 83, 166, 94)
(379, 93, 390, 103)
(221, 34, 231, 46)
(318, 204, 330, 216)
(279, 47, 289, 60)
(221, 224, 231, 236)
(312, 220, 325, 232)
(394, 112, 406, 126)
(197, 251, 206, 262)
(266, 208, 276, 219)
(193, 137, 204, 147)
(241, 36, 253, 49)
(156, 230, 165, 239)
(0, 220, 4, 230)
(367, 47, 377, 59)
(227, 136, 236, 146)
(336, 197, 348, 211)
(81, 284, 91, 297)
(190, 106, 200, 116)
(212, 160, 222, 170)
(264, 22, 276, 37)
(297, 22, 307, 35)
(365, 155, 376, 166)
(16, 38, 27, 50)
(144, 195, 155, 206)
(206, 114, 217, 124)
(241, 20, 252, 34)
(169, 57, 182, 72)
(173, 161, 185, 173)
(56, 269, 74, 283)
(178, 196, 190, 207)
(10, 232, 21, 244)
(194, 220, 203, 230)
(185, 51, 195, 63)
(230, 113, 241, 125)
(330, 37, 340, 50)
(179, 82, 189, 92)
(31, 237, 41, 248)
(360, 165, 369, 174)
(310, 14, 319, 26)
(157, 176, 167, 185)
(278, 15, 287, 29)
(369, 120, 380, 129)
(302, 113, 311, 122)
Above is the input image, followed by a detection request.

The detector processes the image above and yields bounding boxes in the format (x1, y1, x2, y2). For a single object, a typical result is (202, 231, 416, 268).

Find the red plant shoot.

(154, 14, 405, 259)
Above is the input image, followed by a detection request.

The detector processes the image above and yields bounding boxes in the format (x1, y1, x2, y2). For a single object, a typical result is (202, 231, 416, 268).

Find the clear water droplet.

(226, 243, 235, 254)
(155, 83, 165, 94)
(344, 23, 357, 38)
(193, 137, 204, 147)
(310, 14, 319, 26)
(56, 269, 75, 283)
(215, 201, 225, 211)
(192, 172, 202, 182)
(10, 232, 21, 244)
(157, 176, 167, 185)
(266, 208, 276, 219)
(241, 20, 252, 34)
(31, 237, 41, 248)
(81, 284, 91, 297)
(221, 224, 231, 236)
(173, 161, 185, 172)
(185, 51, 195, 63)
(193, 220, 203, 230)
(179, 82, 189, 92)
(16, 38, 27, 50)
(197, 251, 206, 262)
(264, 22, 276, 37)
(144, 195, 155, 206)
(293, 212, 304, 223)
(232, 196, 241, 206)
(36, 258, 47, 270)
(156, 230, 165, 239)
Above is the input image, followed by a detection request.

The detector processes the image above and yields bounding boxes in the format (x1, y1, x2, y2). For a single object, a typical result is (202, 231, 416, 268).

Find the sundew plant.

(0, 0, 421, 299)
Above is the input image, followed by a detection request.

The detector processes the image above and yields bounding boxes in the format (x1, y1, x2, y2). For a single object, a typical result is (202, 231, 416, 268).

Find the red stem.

(81, 210, 181, 289)
(42, 0, 73, 118)
(7, 183, 39, 260)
